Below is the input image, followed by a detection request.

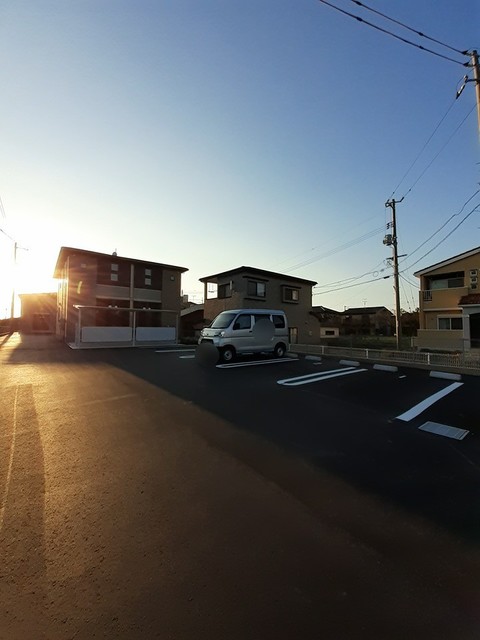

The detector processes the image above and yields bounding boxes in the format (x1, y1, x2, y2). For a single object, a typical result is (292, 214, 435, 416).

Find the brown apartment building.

(53, 247, 187, 347)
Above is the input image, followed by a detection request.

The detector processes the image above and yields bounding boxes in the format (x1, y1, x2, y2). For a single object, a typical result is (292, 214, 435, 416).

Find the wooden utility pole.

(10, 241, 17, 324)
(384, 198, 403, 350)
(471, 50, 480, 135)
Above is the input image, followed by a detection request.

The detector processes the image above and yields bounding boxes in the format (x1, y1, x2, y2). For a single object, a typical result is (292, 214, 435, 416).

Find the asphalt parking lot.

(100, 346, 480, 540)
(2, 337, 480, 639)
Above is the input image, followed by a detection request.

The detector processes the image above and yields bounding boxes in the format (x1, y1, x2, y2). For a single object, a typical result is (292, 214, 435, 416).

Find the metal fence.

(292, 343, 480, 373)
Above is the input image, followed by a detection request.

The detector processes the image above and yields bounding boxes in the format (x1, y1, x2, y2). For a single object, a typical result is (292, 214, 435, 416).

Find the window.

(428, 271, 464, 290)
(233, 314, 252, 330)
(210, 312, 236, 329)
(111, 273, 118, 282)
(111, 263, 119, 271)
(218, 283, 232, 299)
(247, 281, 266, 298)
(145, 268, 152, 287)
(283, 286, 300, 303)
(438, 317, 463, 330)
(325, 329, 336, 336)
(289, 327, 298, 343)
(272, 314, 285, 328)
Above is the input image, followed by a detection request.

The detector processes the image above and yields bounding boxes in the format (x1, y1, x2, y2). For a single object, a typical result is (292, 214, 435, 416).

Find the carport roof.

(199, 266, 317, 286)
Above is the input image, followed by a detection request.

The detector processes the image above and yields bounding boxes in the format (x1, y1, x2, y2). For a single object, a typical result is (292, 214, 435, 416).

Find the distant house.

(19, 292, 57, 334)
(53, 247, 188, 347)
(310, 305, 341, 339)
(414, 246, 480, 351)
(200, 266, 318, 344)
(340, 306, 394, 336)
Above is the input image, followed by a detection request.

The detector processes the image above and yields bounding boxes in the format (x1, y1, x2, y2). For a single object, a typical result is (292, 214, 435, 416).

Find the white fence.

(292, 344, 480, 373)
(73, 305, 178, 348)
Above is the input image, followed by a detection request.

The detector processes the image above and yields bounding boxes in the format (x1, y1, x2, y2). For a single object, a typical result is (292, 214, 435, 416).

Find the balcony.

(420, 286, 468, 309)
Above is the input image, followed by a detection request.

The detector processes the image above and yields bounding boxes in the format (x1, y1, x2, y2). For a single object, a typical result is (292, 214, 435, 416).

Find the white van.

(199, 309, 289, 363)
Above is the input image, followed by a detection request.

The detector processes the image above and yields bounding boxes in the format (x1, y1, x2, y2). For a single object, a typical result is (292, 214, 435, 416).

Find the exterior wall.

(57, 253, 184, 343)
(203, 273, 318, 344)
(417, 253, 479, 350)
(415, 329, 465, 351)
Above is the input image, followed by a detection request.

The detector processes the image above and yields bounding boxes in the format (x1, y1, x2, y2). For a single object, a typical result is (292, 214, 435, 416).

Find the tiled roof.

(459, 294, 480, 306)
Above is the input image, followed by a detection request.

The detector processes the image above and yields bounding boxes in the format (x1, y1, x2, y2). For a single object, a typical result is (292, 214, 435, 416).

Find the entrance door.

(470, 312, 480, 348)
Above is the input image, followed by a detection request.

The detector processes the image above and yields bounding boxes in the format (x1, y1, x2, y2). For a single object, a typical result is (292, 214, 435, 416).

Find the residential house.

(179, 304, 205, 342)
(414, 246, 480, 351)
(19, 292, 57, 334)
(53, 247, 188, 346)
(310, 305, 341, 339)
(340, 306, 394, 336)
(200, 266, 318, 344)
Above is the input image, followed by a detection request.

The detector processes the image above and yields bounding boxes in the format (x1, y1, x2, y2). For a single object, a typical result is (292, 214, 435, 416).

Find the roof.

(199, 265, 317, 286)
(341, 306, 393, 316)
(180, 304, 204, 317)
(311, 305, 340, 315)
(413, 246, 480, 277)
(459, 294, 480, 306)
(53, 246, 188, 278)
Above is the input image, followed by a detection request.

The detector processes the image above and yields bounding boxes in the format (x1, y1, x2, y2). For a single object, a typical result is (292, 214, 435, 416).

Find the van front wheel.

(273, 342, 286, 358)
(220, 346, 236, 363)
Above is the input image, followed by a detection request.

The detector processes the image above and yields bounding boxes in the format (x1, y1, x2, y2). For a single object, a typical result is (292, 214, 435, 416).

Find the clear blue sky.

(1, 0, 479, 317)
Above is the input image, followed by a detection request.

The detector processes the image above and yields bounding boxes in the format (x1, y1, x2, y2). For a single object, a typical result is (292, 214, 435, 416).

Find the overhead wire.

(399, 189, 480, 265)
(286, 224, 386, 272)
(399, 103, 477, 199)
(313, 259, 387, 289)
(316, 0, 470, 67)
(401, 202, 480, 273)
(349, 0, 469, 56)
(313, 274, 391, 296)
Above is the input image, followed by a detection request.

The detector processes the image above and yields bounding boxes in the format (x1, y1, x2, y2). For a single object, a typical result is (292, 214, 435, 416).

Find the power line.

(316, 0, 470, 67)
(390, 98, 456, 198)
(313, 274, 391, 296)
(287, 224, 386, 272)
(400, 273, 419, 289)
(0, 196, 6, 220)
(400, 103, 477, 198)
(0, 227, 15, 242)
(313, 259, 387, 289)
(349, 1, 469, 57)
(399, 189, 480, 265)
(402, 203, 480, 272)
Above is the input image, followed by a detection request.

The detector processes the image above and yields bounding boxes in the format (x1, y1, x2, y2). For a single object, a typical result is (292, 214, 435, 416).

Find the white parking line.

(396, 382, 463, 422)
(277, 367, 367, 386)
(179, 355, 196, 359)
(217, 358, 295, 369)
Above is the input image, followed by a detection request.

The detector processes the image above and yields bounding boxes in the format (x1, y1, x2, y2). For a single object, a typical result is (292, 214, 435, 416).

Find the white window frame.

(437, 315, 463, 331)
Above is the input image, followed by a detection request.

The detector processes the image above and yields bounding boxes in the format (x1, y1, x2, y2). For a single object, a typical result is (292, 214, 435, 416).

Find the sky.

(1, 0, 479, 318)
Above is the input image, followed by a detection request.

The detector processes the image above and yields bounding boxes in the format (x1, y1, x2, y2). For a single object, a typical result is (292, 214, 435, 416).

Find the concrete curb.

(373, 364, 398, 373)
(430, 370, 462, 382)
(339, 359, 360, 367)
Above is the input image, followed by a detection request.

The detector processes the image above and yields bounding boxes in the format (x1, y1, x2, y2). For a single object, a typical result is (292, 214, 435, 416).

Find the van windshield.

(210, 312, 236, 329)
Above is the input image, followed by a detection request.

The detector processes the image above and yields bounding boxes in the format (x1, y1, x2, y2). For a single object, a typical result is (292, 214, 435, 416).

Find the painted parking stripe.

(395, 382, 463, 422)
(217, 358, 295, 369)
(277, 366, 356, 384)
(277, 368, 367, 386)
(179, 355, 196, 359)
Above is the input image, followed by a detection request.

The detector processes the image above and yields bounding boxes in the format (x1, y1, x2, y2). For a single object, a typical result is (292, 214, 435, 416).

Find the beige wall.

(415, 329, 465, 351)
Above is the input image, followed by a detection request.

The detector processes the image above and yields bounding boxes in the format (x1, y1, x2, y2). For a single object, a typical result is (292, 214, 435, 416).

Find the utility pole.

(10, 241, 17, 326)
(472, 50, 480, 136)
(384, 198, 403, 350)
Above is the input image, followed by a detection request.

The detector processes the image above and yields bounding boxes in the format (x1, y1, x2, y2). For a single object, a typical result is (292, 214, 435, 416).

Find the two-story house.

(340, 306, 394, 336)
(414, 246, 480, 351)
(200, 266, 318, 344)
(53, 247, 188, 347)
